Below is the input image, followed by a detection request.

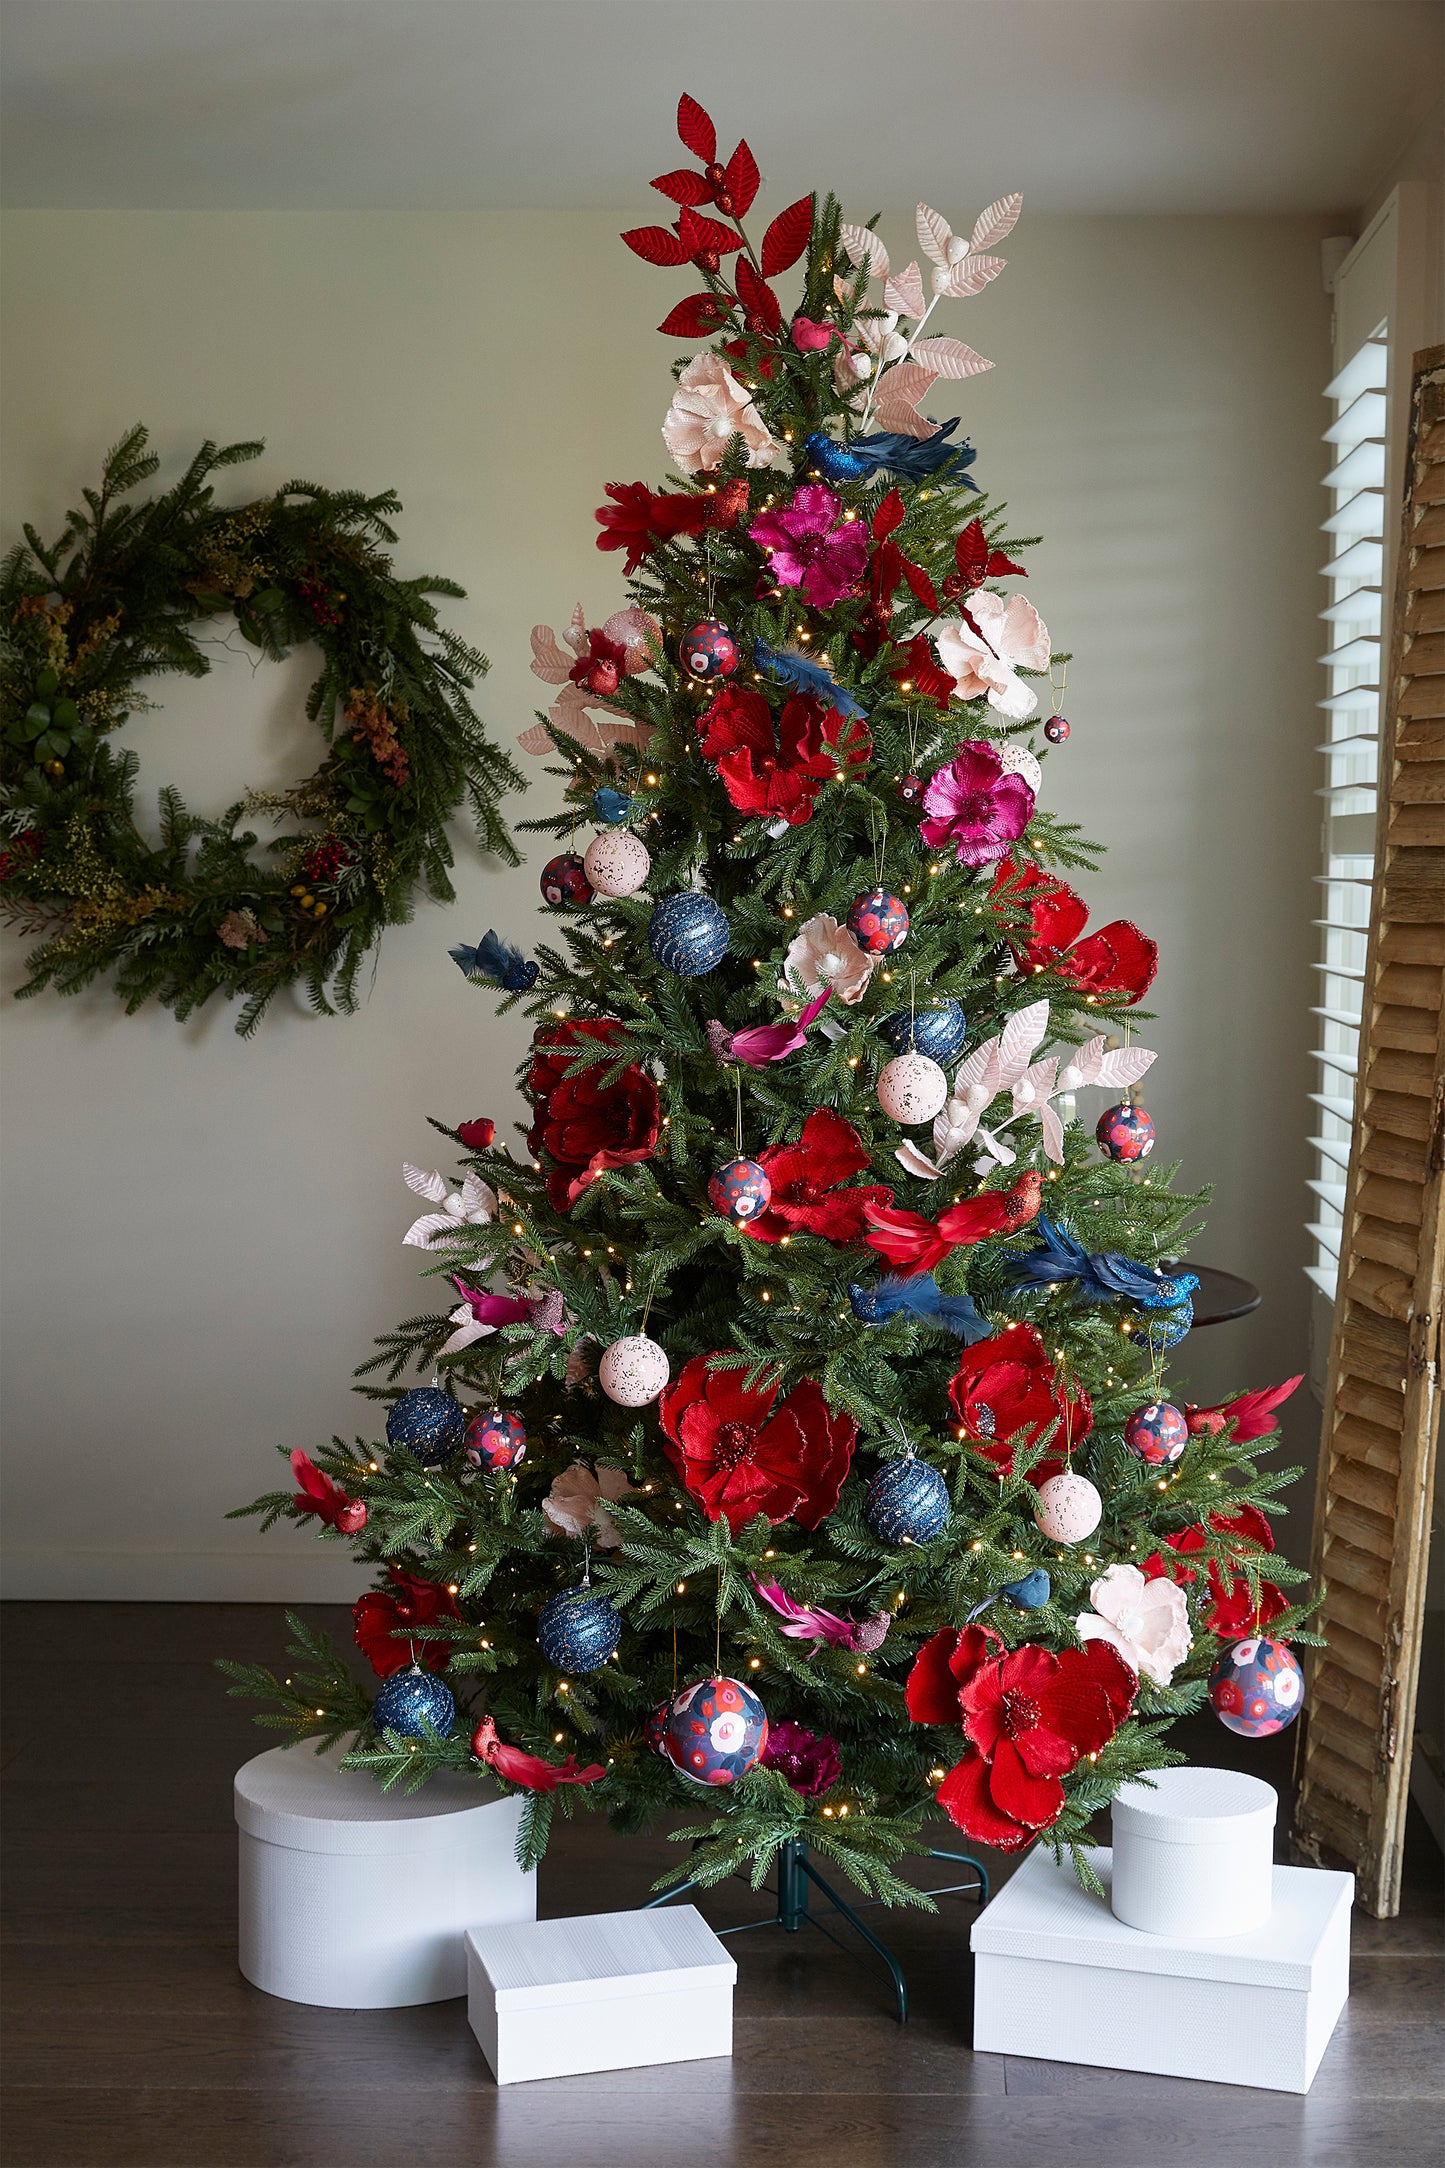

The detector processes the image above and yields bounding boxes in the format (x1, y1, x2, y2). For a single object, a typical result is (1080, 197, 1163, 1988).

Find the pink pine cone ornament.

(919, 740, 1036, 867)
(662, 353, 783, 473)
(760, 1719, 843, 1798)
(1075, 1562, 1192, 1687)
(747, 485, 870, 607)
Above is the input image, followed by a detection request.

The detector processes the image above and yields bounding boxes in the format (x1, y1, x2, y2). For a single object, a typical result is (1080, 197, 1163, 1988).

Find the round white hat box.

(1110, 1765, 1277, 1940)
(235, 1741, 535, 2007)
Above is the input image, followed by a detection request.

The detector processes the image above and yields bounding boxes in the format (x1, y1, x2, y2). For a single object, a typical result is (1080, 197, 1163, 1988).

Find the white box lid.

(1112, 1765, 1277, 1844)
(467, 1906, 737, 2011)
(235, 1741, 508, 1855)
(972, 1846, 1353, 1990)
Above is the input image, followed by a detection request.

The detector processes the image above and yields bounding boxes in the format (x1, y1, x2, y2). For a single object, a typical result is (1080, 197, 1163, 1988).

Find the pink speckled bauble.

(876, 1052, 949, 1125)
(598, 1333, 670, 1407)
(582, 830, 651, 898)
(997, 741, 1042, 793)
(1034, 1471, 1103, 1545)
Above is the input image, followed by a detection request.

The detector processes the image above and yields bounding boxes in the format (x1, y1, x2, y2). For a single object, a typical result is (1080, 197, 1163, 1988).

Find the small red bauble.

(846, 888, 910, 954)
(1044, 716, 1071, 744)
(540, 852, 593, 907)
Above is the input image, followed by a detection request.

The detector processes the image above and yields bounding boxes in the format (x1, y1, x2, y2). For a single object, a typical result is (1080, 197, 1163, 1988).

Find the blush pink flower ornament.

(919, 739, 1036, 867)
(935, 593, 1051, 720)
(662, 352, 783, 473)
(778, 911, 876, 1007)
(1075, 1563, 1192, 1688)
(748, 485, 870, 607)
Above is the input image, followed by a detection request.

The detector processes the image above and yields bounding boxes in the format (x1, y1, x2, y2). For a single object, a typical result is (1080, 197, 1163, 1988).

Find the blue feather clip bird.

(753, 638, 868, 720)
(1005, 1216, 1199, 1312)
(804, 421, 979, 490)
(449, 929, 539, 993)
(849, 1275, 992, 1343)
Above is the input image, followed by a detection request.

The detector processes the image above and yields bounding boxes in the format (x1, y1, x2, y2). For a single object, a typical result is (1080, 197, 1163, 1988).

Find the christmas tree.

(227, 96, 1317, 1901)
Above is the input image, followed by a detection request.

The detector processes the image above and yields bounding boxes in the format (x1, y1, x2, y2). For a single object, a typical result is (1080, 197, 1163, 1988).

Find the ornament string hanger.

(1049, 662, 1068, 719)
(869, 808, 888, 887)
(734, 1066, 744, 1156)
(639, 1265, 662, 1335)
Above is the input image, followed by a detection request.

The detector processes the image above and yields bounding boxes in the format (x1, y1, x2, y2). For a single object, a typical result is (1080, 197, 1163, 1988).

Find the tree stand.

(644, 1840, 989, 2023)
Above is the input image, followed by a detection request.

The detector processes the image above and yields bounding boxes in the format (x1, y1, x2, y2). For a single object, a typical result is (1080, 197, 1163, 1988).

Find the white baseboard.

(1, 1551, 373, 1602)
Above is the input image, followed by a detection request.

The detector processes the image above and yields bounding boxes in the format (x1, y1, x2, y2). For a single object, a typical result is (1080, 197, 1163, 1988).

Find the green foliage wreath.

(0, 427, 521, 1033)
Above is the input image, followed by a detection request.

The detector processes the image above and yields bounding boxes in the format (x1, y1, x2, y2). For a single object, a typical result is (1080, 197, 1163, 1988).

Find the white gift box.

(971, 1844, 1352, 2093)
(1111, 1765, 1277, 1938)
(466, 1906, 736, 2085)
(235, 1741, 535, 2008)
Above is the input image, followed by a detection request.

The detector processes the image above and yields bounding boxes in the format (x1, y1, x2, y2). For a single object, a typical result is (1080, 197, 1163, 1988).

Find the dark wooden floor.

(2, 1603, 1441, 2168)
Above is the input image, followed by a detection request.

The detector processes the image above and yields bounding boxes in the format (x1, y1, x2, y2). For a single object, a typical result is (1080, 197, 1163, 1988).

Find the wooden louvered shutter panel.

(1293, 346, 1445, 1915)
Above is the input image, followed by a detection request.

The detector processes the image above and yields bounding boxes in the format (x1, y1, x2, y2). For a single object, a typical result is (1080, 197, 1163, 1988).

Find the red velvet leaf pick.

(621, 224, 691, 267)
(724, 139, 761, 219)
(651, 167, 712, 206)
(658, 293, 733, 339)
(735, 257, 782, 333)
(872, 488, 906, 542)
(677, 207, 742, 258)
(761, 195, 813, 275)
(902, 556, 940, 613)
(677, 93, 716, 162)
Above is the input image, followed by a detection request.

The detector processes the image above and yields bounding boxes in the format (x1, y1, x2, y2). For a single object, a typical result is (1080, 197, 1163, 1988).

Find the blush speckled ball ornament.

(1044, 715, 1071, 744)
(463, 1408, 528, 1472)
(373, 1666, 456, 1739)
(598, 1333, 670, 1406)
(879, 998, 967, 1065)
(540, 852, 593, 907)
(662, 1676, 768, 1786)
(537, 1586, 623, 1672)
(648, 891, 729, 976)
(1033, 1470, 1103, 1545)
(1123, 1401, 1189, 1468)
(846, 888, 910, 954)
(997, 741, 1043, 793)
(679, 619, 739, 681)
(1097, 1100, 1156, 1162)
(899, 773, 924, 805)
(1208, 1636, 1305, 1738)
(386, 1387, 465, 1468)
(582, 829, 651, 899)
(864, 1457, 951, 1545)
(707, 1156, 773, 1224)
(877, 1051, 949, 1125)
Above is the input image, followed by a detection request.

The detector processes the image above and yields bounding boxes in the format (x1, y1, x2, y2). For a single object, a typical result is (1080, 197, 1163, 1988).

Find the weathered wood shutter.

(1294, 345, 1445, 1917)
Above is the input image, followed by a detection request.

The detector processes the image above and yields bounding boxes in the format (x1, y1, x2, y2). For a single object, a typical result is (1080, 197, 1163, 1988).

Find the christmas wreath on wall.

(0, 427, 521, 1032)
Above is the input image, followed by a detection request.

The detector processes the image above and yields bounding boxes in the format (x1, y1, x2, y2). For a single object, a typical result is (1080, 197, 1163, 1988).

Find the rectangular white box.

(466, 1906, 736, 2085)
(971, 1844, 1352, 2093)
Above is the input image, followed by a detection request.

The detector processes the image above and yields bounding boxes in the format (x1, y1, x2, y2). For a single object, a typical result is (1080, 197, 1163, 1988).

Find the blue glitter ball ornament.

(679, 619, 740, 681)
(847, 888, 910, 955)
(1124, 1400, 1189, 1467)
(864, 1457, 950, 1545)
(1044, 715, 1071, 744)
(1209, 1637, 1305, 1738)
(707, 1156, 773, 1224)
(648, 892, 729, 977)
(373, 1667, 456, 1740)
(592, 786, 633, 826)
(537, 1586, 622, 1672)
(463, 1409, 527, 1472)
(540, 852, 593, 907)
(879, 998, 968, 1064)
(1140, 1299, 1193, 1354)
(662, 1676, 769, 1787)
(1002, 1568, 1052, 1609)
(386, 1387, 465, 1468)
(1097, 1100, 1156, 1162)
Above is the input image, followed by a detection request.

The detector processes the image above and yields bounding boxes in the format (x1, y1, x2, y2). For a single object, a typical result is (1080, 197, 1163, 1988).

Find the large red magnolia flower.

(698, 685, 870, 826)
(354, 1567, 460, 1679)
(660, 1357, 856, 1533)
(991, 859, 1157, 1005)
(1143, 1502, 1287, 1639)
(527, 1019, 661, 1213)
(908, 1623, 1136, 1849)
(743, 1107, 893, 1246)
(864, 1171, 1042, 1278)
(947, 1322, 1093, 1485)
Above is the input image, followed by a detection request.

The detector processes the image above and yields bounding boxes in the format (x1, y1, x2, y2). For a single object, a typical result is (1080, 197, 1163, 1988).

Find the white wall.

(0, 208, 1332, 1597)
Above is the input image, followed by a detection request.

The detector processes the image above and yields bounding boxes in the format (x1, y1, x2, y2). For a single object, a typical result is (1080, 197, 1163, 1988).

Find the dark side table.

(1170, 1263, 1262, 1328)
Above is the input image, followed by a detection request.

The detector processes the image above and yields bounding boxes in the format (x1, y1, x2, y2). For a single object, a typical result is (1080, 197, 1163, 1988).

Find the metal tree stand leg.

(643, 1837, 989, 2025)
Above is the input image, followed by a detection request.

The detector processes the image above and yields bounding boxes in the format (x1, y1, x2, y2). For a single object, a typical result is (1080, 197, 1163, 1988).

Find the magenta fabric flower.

(919, 739, 1036, 867)
(748, 485, 869, 607)
(760, 1719, 842, 1797)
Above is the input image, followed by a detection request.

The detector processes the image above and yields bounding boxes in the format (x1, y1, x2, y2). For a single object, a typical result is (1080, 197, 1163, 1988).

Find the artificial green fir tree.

(228, 97, 1316, 1900)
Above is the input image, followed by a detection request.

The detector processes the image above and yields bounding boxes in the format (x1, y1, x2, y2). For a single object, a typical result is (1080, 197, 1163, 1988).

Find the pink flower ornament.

(935, 593, 1051, 720)
(919, 740, 1035, 867)
(748, 485, 870, 607)
(662, 353, 783, 473)
(1075, 1563, 1192, 1688)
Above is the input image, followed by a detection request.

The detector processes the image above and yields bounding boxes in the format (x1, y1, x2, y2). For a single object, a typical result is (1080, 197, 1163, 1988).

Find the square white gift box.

(467, 1905, 736, 2085)
(971, 1843, 1352, 2093)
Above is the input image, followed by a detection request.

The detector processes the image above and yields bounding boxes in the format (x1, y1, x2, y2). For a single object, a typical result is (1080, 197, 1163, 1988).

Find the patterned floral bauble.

(463, 1408, 528, 1472)
(598, 1333, 670, 1406)
(592, 786, 633, 825)
(386, 1387, 465, 1468)
(864, 1457, 951, 1545)
(1044, 716, 1071, 744)
(1140, 1299, 1193, 1354)
(537, 1586, 623, 1673)
(1208, 1636, 1305, 1738)
(648, 891, 730, 976)
(662, 1675, 768, 1786)
(583, 830, 651, 898)
(373, 1666, 456, 1739)
(540, 852, 593, 907)
(846, 888, 910, 954)
(899, 773, 925, 806)
(707, 1156, 773, 1224)
(644, 1700, 671, 1755)
(1033, 1470, 1103, 1545)
(877, 1052, 949, 1125)
(879, 998, 968, 1065)
(679, 618, 740, 681)
(1097, 1100, 1156, 1162)
(1123, 1401, 1189, 1468)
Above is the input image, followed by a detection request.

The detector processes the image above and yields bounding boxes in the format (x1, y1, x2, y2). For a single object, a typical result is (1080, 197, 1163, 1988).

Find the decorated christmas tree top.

(229, 96, 1314, 1898)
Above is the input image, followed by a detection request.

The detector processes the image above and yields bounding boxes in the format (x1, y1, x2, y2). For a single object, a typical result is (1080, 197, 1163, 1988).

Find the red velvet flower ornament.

(289, 1448, 366, 1535)
(889, 634, 957, 711)
(907, 1623, 1136, 1849)
(743, 1107, 893, 1246)
(991, 859, 1158, 1006)
(353, 1567, 460, 1680)
(1142, 1502, 1287, 1639)
(660, 1357, 856, 1533)
(698, 685, 870, 826)
(527, 1019, 661, 1213)
(946, 1321, 1093, 1484)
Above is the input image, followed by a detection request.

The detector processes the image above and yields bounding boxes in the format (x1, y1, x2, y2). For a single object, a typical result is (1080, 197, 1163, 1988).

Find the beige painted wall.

(0, 208, 1332, 1596)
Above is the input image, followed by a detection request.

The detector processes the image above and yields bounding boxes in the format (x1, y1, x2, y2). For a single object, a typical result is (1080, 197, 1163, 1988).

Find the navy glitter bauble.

(879, 999, 968, 1064)
(373, 1667, 456, 1739)
(1140, 1299, 1193, 1354)
(647, 892, 729, 977)
(864, 1458, 950, 1545)
(592, 786, 633, 825)
(537, 1587, 623, 1672)
(385, 1387, 465, 1468)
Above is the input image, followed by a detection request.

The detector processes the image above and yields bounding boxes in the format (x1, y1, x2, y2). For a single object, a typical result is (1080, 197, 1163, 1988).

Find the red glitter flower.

(659, 1357, 855, 1533)
(698, 685, 870, 827)
(1142, 1502, 1287, 1639)
(991, 859, 1157, 1006)
(354, 1567, 460, 1679)
(743, 1107, 893, 1247)
(947, 1322, 1093, 1485)
(527, 1019, 660, 1213)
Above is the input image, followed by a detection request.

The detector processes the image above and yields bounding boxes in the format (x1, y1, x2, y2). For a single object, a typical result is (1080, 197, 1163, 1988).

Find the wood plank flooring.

(3, 1602, 1441, 2168)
